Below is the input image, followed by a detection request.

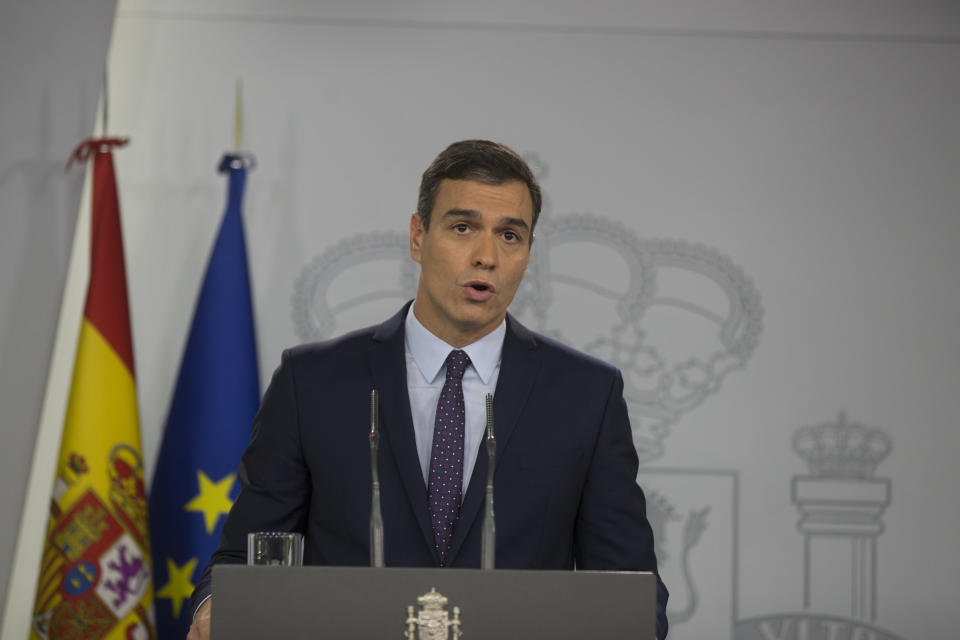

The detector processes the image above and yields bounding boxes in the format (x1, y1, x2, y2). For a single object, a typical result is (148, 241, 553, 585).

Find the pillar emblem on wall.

(792, 413, 892, 621)
(734, 413, 902, 640)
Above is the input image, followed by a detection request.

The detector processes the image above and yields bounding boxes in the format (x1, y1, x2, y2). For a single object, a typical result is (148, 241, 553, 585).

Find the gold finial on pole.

(233, 78, 243, 153)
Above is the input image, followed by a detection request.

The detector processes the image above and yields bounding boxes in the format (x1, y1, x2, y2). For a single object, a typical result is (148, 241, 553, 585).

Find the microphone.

(481, 393, 496, 570)
(369, 389, 385, 568)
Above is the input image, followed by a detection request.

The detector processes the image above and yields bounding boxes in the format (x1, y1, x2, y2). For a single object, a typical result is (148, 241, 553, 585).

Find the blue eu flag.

(149, 154, 260, 639)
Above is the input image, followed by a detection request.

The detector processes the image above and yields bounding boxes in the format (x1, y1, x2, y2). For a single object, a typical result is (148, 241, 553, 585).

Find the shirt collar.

(404, 304, 505, 385)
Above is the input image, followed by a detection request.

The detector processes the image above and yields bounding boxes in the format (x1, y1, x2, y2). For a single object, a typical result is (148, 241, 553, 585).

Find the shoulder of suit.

(281, 323, 381, 363)
(281, 304, 409, 365)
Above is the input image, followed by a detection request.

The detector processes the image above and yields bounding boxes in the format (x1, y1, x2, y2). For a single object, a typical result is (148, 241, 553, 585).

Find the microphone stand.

(369, 389, 385, 568)
(481, 393, 496, 570)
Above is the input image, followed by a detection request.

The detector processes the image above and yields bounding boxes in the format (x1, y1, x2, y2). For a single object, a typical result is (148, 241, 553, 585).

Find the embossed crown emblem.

(291, 154, 763, 463)
(417, 588, 448, 608)
(792, 412, 891, 479)
(405, 587, 462, 640)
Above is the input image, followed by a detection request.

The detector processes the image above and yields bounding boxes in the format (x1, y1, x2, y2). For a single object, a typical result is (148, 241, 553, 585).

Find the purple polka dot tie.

(427, 349, 471, 565)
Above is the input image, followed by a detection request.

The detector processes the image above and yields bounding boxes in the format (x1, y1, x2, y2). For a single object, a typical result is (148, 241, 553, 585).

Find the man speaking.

(188, 139, 668, 638)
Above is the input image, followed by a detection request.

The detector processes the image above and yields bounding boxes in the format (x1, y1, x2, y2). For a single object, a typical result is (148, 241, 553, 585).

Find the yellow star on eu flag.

(156, 557, 198, 619)
(184, 470, 235, 534)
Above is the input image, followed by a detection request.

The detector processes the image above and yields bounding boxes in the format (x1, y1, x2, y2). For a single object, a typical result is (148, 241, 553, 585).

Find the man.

(188, 140, 668, 638)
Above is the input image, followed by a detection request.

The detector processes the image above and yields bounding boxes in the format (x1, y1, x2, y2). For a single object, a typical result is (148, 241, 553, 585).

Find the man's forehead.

(433, 178, 533, 222)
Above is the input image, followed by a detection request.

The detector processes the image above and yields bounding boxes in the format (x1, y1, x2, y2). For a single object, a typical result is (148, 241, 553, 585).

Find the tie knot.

(445, 349, 470, 382)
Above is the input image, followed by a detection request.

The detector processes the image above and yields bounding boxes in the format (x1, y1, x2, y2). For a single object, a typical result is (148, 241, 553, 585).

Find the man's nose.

(471, 232, 497, 268)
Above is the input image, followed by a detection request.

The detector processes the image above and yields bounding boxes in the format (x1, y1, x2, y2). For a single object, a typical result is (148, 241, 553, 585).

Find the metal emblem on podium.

(404, 588, 462, 640)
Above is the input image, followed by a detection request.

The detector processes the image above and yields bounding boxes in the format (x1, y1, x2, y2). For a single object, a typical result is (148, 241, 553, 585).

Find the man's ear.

(409, 212, 424, 264)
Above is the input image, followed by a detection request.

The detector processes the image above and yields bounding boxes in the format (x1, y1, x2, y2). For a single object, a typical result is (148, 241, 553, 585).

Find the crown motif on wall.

(792, 412, 891, 479)
(291, 154, 764, 464)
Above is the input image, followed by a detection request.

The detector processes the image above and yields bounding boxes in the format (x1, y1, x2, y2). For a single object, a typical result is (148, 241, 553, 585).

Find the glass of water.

(246, 531, 304, 566)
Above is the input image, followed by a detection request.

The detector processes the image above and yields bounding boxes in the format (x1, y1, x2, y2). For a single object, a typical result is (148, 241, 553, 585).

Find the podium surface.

(213, 565, 656, 638)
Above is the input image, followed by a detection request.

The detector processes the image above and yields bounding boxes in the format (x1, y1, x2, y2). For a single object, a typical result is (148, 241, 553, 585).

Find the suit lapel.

(367, 303, 439, 563)
(447, 314, 540, 565)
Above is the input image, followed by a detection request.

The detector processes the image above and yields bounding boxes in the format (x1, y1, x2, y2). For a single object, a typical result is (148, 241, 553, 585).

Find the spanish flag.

(30, 139, 154, 640)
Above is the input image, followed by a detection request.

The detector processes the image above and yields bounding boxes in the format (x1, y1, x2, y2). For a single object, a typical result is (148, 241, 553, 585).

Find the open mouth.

(463, 281, 495, 300)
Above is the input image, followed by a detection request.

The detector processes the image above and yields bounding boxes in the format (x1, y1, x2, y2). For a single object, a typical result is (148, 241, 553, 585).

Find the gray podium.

(213, 565, 656, 639)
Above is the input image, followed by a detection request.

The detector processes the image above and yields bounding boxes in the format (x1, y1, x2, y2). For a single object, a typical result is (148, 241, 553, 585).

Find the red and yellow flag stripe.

(31, 140, 154, 640)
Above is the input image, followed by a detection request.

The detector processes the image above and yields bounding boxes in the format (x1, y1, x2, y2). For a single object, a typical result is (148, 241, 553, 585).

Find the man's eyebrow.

(440, 209, 530, 231)
(441, 208, 482, 220)
(499, 216, 530, 231)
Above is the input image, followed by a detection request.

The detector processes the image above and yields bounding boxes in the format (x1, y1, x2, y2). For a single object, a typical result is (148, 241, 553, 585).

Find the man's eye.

(453, 223, 470, 233)
(503, 231, 520, 242)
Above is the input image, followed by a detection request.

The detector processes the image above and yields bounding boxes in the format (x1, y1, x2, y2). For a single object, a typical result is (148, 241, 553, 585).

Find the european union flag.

(149, 154, 260, 639)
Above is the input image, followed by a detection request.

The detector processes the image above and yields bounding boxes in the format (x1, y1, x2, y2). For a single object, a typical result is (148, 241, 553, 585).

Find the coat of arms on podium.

(404, 588, 462, 640)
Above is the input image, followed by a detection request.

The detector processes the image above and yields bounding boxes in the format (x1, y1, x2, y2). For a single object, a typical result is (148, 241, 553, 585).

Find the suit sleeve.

(189, 348, 311, 614)
(574, 370, 669, 639)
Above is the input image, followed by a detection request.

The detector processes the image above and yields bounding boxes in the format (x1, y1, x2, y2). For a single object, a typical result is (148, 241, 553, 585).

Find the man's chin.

(451, 309, 505, 336)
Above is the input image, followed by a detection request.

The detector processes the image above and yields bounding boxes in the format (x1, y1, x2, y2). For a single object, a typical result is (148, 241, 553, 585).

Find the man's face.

(410, 178, 534, 347)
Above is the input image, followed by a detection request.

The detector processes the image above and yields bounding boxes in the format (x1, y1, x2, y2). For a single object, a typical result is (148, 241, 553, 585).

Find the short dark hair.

(417, 140, 542, 237)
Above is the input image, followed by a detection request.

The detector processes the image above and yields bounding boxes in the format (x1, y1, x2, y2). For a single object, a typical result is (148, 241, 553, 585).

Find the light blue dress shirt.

(404, 306, 504, 497)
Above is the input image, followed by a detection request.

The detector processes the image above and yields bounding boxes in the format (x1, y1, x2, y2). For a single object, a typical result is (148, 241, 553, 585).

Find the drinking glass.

(246, 531, 304, 566)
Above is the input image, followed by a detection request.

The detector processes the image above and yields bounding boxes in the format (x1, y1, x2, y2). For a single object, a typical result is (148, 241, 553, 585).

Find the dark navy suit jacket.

(192, 303, 668, 638)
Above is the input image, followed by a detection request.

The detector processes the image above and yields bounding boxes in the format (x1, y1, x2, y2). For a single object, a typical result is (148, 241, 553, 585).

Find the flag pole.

(234, 79, 243, 153)
(102, 64, 109, 136)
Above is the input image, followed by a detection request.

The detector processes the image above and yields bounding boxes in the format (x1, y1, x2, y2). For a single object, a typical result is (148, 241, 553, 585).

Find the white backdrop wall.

(9, 1, 960, 638)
